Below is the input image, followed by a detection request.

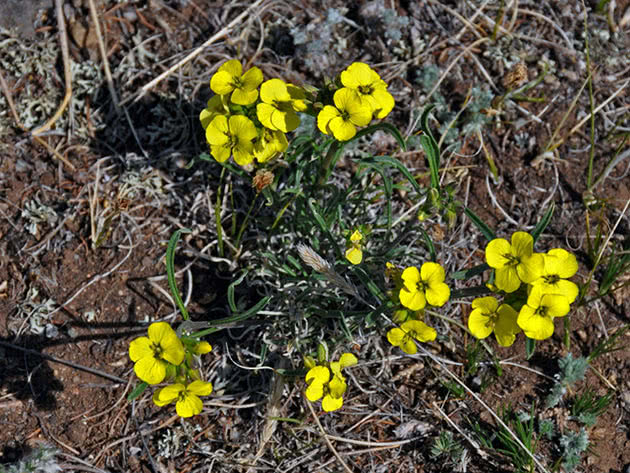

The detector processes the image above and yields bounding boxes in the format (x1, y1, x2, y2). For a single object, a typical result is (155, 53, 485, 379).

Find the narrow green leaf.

(166, 228, 192, 321)
(525, 337, 536, 360)
(367, 155, 424, 195)
(227, 270, 249, 313)
(531, 203, 555, 243)
(188, 296, 271, 339)
(419, 105, 441, 190)
(451, 263, 491, 280)
(127, 382, 148, 401)
(419, 228, 437, 262)
(464, 207, 496, 241)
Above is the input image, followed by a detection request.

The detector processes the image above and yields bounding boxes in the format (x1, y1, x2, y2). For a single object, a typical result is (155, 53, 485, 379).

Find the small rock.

(576, 329, 587, 342)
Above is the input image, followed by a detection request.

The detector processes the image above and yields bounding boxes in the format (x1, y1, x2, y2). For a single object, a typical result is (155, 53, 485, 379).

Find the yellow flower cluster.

(200, 60, 296, 166)
(384, 261, 450, 354)
(129, 322, 214, 417)
(200, 60, 395, 168)
(469, 231, 579, 343)
(317, 62, 394, 141)
(305, 353, 358, 412)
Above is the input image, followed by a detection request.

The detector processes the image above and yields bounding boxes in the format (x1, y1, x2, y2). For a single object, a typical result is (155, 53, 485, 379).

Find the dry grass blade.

(128, 0, 267, 104)
(305, 399, 354, 473)
(32, 0, 72, 136)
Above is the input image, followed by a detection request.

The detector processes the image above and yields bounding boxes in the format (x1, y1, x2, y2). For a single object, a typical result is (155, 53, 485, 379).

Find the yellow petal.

(517, 305, 555, 340)
(403, 320, 437, 342)
(329, 116, 357, 141)
(494, 304, 520, 347)
(399, 286, 426, 311)
(387, 327, 405, 347)
(306, 365, 330, 385)
(134, 356, 166, 384)
(322, 394, 343, 412)
(194, 341, 213, 355)
(231, 88, 258, 106)
(153, 384, 183, 406)
(339, 353, 358, 369)
(305, 381, 324, 401)
(187, 380, 213, 397)
(345, 246, 363, 265)
(129, 336, 152, 362)
(425, 282, 450, 307)
(468, 308, 493, 340)
(495, 266, 521, 293)
(176, 392, 203, 418)
(511, 232, 534, 258)
(485, 238, 511, 269)
(317, 106, 340, 135)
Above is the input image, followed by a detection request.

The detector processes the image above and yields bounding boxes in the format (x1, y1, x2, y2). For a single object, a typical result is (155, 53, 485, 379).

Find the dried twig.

(127, 0, 267, 104)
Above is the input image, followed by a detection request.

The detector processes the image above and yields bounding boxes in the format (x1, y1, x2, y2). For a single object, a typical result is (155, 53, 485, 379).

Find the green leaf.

(227, 270, 249, 313)
(166, 228, 192, 321)
(366, 155, 424, 195)
(525, 337, 536, 360)
(451, 263, 491, 280)
(419, 105, 440, 190)
(419, 228, 437, 262)
(127, 382, 148, 401)
(531, 203, 554, 243)
(187, 296, 271, 338)
(353, 122, 407, 151)
(464, 207, 496, 241)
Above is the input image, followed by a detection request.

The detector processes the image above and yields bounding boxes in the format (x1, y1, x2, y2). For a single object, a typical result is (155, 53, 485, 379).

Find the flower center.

(543, 274, 560, 285)
(358, 84, 373, 95)
(151, 342, 164, 359)
(535, 305, 549, 317)
(484, 311, 498, 328)
(502, 253, 520, 267)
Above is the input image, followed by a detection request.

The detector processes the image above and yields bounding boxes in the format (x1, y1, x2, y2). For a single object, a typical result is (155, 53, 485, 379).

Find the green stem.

(235, 192, 260, 248)
(215, 167, 226, 257)
(318, 140, 340, 186)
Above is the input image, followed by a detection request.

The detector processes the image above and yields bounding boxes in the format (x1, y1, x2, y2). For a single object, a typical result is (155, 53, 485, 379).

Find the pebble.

(576, 329, 587, 342)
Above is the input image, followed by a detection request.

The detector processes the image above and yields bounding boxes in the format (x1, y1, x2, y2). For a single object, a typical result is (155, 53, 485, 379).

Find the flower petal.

(306, 366, 330, 385)
(399, 286, 426, 311)
(129, 336, 152, 362)
(517, 305, 555, 340)
(425, 282, 450, 307)
(187, 380, 214, 397)
(486, 238, 511, 268)
(322, 394, 343, 412)
(176, 392, 203, 418)
(495, 266, 521, 293)
(339, 353, 358, 369)
(305, 381, 324, 401)
(494, 304, 520, 347)
(345, 246, 362, 265)
(468, 308, 493, 340)
(134, 356, 166, 384)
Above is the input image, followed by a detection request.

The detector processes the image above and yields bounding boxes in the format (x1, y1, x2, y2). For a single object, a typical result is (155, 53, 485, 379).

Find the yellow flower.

(152, 380, 213, 418)
(205, 114, 257, 166)
(129, 322, 185, 385)
(517, 286, 571, 340)
(317, 88, 372, 141)
(199, 95, 229, 129)
(210, 59, 263, 106)
(253, 127, 288, 163)
(340, 62, 394, 119)
(485, 232, 543, 293)
(467, 296, 520, 347)
(530, 248, 579, 303)
(399, 263, 450, 311)
(305, 353, 357, 412)
(387, 319, 437, 354)
(193, 341, 213, 355)
(256, 79, 302, 132)
(345, 230, 363, 265)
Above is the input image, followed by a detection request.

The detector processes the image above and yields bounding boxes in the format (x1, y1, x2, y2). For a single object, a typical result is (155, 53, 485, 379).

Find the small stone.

(576, 329, 587, 342)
